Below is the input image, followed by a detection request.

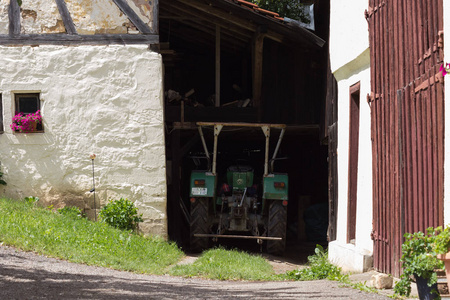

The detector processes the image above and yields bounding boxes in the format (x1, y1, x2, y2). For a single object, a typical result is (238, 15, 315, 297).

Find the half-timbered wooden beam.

(8, 0, 20, 36)
(152, 0, 159, 34)
(0, 34, 159, 45)
(111, 0, 152, 34)
(55, 0, 77, 35)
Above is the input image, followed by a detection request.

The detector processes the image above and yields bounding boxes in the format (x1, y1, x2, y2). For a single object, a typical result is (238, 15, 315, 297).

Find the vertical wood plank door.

(347, 83, 360, 243)
(366, 0, 444, 277)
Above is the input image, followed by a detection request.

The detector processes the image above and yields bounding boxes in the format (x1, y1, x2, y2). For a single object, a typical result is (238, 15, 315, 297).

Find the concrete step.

(437, 269, 449, 296)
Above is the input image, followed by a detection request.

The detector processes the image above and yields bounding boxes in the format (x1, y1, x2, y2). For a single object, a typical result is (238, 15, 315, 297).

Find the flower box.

(10, 110, 42, 133)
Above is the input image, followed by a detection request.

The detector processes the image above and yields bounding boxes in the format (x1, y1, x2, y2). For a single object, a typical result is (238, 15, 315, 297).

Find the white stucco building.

(0, 0, 167, 237)
(328, 0, 373, 272)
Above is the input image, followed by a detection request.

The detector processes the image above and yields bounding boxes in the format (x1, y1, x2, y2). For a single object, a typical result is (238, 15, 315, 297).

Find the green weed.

(99, 198, 143, 231)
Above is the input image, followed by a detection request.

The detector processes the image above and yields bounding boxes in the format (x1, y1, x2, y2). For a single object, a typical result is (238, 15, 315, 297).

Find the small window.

(13, 93, 43, 132)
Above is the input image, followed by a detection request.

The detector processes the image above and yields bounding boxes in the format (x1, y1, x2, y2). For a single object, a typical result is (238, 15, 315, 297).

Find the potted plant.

(10, 110, 42, 132)
(434, 226, 450, 293)
(394, 228, 443, 300)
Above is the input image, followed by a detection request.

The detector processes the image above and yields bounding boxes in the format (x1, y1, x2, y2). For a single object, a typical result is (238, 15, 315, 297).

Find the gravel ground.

(0, 245, 390, 299)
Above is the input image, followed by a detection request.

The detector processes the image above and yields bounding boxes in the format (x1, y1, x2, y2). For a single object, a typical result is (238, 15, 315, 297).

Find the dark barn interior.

(159, 0, 331, 256)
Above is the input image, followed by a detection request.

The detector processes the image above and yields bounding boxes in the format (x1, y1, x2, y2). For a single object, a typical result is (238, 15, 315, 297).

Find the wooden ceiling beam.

(168, 0, 285, 43)
(160, 2, 252, 43)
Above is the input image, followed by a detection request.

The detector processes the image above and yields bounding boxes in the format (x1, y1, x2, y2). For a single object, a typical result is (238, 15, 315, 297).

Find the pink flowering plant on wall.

(10, 110, 42, 132)
(440, 63, 450, 76)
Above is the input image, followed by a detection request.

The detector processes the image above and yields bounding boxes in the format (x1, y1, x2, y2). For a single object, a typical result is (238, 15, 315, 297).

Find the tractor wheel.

(267, 201, 287, 256)
(190, 198, 209, 253)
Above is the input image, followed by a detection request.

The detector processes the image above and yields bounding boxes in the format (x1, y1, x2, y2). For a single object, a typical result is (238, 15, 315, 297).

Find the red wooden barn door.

(367, 0, 444, 277)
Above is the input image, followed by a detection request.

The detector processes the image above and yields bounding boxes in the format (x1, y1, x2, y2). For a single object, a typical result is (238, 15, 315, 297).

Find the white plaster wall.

(0, 44, 167, 237)
(0, 0, 8, 34)
(329, 0, 369, 73)
(20, 0, 66, 34)
(329, 56, 373, 272)
(444, 1, 450, 227)
(329, 0, 373, 273)
(65, 0, 129, 34)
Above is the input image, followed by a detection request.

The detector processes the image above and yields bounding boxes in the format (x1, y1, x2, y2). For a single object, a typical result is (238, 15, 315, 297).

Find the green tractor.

(189, 122, 288, 255)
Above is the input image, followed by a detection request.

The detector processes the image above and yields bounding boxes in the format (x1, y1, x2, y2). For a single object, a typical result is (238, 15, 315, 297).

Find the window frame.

(13, 93, 43, 133)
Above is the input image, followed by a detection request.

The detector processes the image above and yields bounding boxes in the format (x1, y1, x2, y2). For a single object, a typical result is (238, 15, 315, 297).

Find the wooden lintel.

(55, 0, 77, 35)
(111, 0, 152, 34)
(8, 0, 20, 36)
(0, 34, 159, 45)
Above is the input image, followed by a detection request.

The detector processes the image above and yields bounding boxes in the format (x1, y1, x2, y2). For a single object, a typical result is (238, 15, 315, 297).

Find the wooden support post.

(215, 25, 221, 107)
(252, 29, 265, 120)
(169, 130, 182, 244)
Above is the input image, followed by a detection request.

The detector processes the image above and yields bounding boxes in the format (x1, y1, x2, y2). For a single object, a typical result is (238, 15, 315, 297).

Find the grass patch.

(170, 247, 278, 280)
(0, 198, 183, 274)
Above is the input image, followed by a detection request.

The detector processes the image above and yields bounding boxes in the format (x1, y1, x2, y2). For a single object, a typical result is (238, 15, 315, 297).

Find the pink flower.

(441, 63, 450, 76)
(10, 110, 42, 132)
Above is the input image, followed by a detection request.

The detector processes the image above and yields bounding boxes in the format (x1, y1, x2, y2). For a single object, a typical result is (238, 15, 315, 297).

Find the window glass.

(15, 94, 40, 114)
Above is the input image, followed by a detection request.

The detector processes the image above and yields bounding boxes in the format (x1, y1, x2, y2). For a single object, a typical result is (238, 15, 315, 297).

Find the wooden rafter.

(55, 0, 77, 35)
(111, 0, 152, 34)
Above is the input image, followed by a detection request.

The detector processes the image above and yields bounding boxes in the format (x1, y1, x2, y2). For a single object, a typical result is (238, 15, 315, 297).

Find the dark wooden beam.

(161, 2, 252, 42)
(111, 0, 152, 34)
(8, 0, 20, 36)
(252, 30, 265, 116)
(152, 0, 159, 34)
(0, 34, 159, 45)
(55, 0, 77, 35)
(173, 0, 285, 43)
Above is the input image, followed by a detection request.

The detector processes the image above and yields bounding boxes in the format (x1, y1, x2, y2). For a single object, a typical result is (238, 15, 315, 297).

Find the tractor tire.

(267, 201, 287, 256)
(190, 198, 209, 253)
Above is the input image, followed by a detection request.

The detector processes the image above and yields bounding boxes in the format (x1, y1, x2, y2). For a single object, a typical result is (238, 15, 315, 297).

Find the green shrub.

(23, 196, 39, 205)
(394, 228, 446, 297)
(284, 244, 347, 281)
(99, 198, 143, 231)
(57, 206, 84, 219)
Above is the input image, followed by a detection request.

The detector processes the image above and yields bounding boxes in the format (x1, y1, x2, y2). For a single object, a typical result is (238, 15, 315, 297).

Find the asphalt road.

(0, 245, 389, 299)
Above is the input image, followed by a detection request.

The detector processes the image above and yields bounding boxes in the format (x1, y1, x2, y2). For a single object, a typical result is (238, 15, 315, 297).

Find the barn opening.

(159, 0, 331, 257)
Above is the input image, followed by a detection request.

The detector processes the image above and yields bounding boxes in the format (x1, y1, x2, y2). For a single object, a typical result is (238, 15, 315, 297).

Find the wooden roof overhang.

(160, 0, 325, 52)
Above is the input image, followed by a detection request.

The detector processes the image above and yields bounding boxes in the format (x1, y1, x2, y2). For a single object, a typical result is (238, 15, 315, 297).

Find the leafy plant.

(250, 0, 310, 23)
(284, 244, 347, 281)
(57, 206, 84, 219)
(394, 228, 445, 297)
(10, 110, 42, 132)
(24, 196, 39, 205)
(99, 198, 143, 231)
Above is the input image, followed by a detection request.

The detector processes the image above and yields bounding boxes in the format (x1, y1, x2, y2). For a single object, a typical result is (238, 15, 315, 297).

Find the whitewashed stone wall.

(0, 44, 167, 237)
(0, 0, 155, 35)
(328, 0, 374, 273)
